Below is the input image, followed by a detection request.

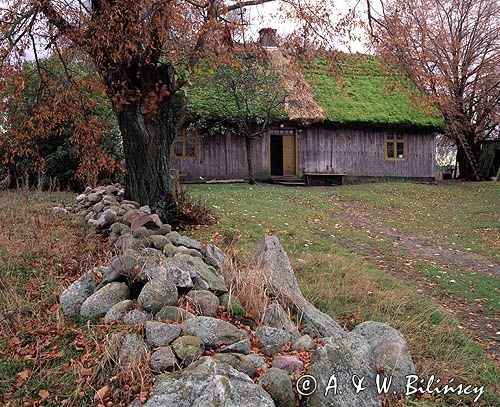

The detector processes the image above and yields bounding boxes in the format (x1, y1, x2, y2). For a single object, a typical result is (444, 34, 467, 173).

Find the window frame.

(384, 133, 407, 161)
(171, 128, 199, 160)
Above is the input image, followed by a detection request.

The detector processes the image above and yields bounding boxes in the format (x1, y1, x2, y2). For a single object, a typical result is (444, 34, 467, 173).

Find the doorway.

(270, 129, 297, 176)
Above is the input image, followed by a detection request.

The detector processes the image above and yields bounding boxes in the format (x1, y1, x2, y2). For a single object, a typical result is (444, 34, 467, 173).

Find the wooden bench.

(304, 172, 346, 186)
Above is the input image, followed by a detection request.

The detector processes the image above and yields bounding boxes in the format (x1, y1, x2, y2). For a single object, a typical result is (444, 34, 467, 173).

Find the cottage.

(171, 32, 443, 185)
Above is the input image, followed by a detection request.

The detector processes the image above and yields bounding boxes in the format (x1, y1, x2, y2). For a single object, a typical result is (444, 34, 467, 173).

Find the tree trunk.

(245, 135, 256, 184)
(116, 93, 185, 224)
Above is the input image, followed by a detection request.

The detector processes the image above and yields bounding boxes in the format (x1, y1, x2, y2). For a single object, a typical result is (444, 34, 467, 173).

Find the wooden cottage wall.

(299, 127, 436, 179)
(171, 130, 269, 181)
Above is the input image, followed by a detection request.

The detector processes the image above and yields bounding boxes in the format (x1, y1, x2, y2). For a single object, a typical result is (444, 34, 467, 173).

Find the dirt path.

(339, 203, 500, 277)
(335, 202, 500, 361)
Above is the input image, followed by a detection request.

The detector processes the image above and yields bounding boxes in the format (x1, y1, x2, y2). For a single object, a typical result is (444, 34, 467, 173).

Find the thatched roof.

(266, 49, 326, 125)
(185, 52, 444, 131)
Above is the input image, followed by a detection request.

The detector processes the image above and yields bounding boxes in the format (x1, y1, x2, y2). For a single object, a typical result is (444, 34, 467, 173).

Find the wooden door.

(282, 134, 296, 175)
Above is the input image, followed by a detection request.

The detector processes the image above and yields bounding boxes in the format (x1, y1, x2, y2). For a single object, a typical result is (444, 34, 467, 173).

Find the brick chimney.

(259, 28, 278, 48)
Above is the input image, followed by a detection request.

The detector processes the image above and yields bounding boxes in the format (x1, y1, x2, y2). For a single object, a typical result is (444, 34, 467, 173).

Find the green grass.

(331, 181, 500, 261)
(185, 182, 499, 406)
(0, 191, 109, 406)
(304, 56, 444, 130)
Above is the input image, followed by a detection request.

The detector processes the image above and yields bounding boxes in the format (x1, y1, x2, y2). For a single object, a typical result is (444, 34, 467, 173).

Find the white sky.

(243, 0, 370, 53)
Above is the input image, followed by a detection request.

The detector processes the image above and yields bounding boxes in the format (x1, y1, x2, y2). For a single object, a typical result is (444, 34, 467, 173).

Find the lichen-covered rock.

(260, 303, 300, 339)
(156, 306, 194, 322)
(185, 290, 219, 316)
(255, 326, 289, 355)
(168, 235, 203, 252)
(142, 357, 275, 407)
(122, 309, 152, 325)
(212, 353, 256, 378)
(138, 271, 178, 313)
(204, 243, 226, 270)
(254, 236, 342, 337)
(130, 214, 163, 231)
(306, 332, 381, 407)
(80, 282, 130, 319)
(245, 354, 267, 370)
(353, 321, 416, 397)
(150, 347, 177, 373)
(259, 368, 295, 407)
(172, 336, 205, 365)
(149, 235, 170, 250)
(292, 334, 315, 351)
(164, 255, 227, 293)
(119, 333, 147, 369)
(183, 317, 248, 348)
(150, 262, 193, 288)
(146, 321, 182, 348)
(272, 355, 303, 373)
(220, 339, 251, 355)
(104, 300, 134, 323)
(59, 272, 99, 317)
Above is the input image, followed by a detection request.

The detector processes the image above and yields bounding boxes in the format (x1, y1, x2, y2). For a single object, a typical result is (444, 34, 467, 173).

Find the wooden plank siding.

(299, 126, 436, 179)
(172, 126, 436, 181)
(171, 130, 269, 181)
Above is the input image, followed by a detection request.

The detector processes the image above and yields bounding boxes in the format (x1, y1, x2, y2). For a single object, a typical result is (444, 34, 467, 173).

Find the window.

(171, 128, 198, 160)
(384, 133, 406, 160)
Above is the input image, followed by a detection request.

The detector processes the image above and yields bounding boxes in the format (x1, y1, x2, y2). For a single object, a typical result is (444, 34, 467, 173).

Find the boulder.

(59, 272, 99, 317)
(353, 321, 416, 397)
(204, 243, 226, 270)
(212, 353, 256, 377)
(259, 368, 295, 407)
(183, 317, 248, 348)
(149, 235, 170, 250)
(260, 303, 300, 339)
(164, 255, 226, 293)
(185, 290, 219, 316)
(150, 347, 177, 373)
(131, 214, 163, 231)
(255, 326, 289, 356)
(292, 334, 315, 351)
(103, 209, 118, 225)
(142, 357, 275, 407)
(156, 306, 194, 322)
(172, 336, 205, 365)
(272, 355, 303, 373)
(80, 282, 130, 319)
(100, 255, 137, 287)
(220, 339, 251, 355)
(244, 354, 267, 370)
(119, 333, 148, 369)
(306, 332, 381, 407)
(158, 262, 193, 288)
(122, 309, 152, 325)
(104, 300, 134, 323)
(168, 234, 203, 252)
(145, 321, 182, 348)
(138, 271, 178, 313)
(253, 236, 342, 337)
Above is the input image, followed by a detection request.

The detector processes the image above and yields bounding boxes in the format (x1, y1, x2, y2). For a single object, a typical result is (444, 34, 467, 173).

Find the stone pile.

(57, 185, 417, 407)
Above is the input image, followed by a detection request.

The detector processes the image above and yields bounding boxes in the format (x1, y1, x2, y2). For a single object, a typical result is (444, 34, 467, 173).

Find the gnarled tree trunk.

(116, 91, 186, 224)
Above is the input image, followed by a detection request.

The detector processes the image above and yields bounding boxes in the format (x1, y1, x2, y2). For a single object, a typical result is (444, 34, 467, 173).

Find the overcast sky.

(244, 0, 370, 53)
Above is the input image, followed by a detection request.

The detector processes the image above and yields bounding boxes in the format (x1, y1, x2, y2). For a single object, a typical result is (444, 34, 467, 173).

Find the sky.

(243, 0, 371, 53)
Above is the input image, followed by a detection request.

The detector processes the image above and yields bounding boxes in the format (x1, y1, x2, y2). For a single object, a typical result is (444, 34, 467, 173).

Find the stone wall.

(56, 185, 416, 406)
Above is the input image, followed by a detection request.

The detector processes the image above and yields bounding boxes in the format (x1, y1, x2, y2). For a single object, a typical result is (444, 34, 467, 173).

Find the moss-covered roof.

(186, 53, 444, 131)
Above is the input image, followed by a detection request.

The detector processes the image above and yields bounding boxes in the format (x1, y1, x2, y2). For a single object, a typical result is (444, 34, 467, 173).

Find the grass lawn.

(0, 191, 113, 406)
(186, 181, 499, 406)
(0, 183, 498, 406)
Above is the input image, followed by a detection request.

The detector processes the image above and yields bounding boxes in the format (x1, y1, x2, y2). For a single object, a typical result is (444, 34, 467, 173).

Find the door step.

(270, 176, 306, 186)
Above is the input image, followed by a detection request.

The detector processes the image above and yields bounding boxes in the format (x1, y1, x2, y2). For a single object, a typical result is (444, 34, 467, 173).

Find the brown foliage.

(367, 0, 500, 166)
